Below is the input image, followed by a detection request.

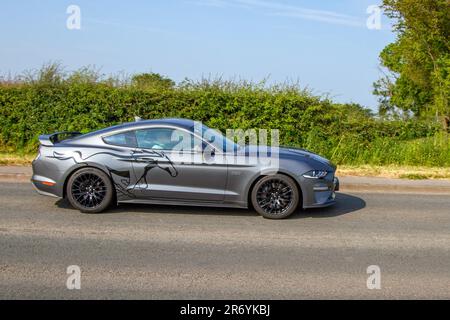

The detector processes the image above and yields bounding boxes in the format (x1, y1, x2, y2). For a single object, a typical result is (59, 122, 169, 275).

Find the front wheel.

(251, 174, 300, 219)
(66, 167, 114, 213)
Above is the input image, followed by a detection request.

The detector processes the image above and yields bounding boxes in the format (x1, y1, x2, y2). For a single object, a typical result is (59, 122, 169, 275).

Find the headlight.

(302, 170, 328, 179)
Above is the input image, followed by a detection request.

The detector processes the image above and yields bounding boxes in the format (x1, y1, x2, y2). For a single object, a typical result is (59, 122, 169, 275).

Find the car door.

(131, 126, 227, 202)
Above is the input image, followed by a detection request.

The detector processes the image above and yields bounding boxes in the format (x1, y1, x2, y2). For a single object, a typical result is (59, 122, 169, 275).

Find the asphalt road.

(0, 182, 449, 299)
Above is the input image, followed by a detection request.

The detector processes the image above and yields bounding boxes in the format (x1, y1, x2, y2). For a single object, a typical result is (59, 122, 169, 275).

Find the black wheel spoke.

(256, 179, 293, 215)
(71, 173, 107, 209)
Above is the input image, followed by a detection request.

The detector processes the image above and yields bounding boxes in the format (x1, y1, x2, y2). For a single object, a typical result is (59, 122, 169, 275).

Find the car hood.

(241, 145, 335, 170)
(283, 146, 335, 169)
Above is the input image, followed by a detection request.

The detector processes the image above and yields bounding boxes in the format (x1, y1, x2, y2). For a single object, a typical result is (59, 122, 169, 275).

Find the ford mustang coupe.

(32, 118, 339, 219)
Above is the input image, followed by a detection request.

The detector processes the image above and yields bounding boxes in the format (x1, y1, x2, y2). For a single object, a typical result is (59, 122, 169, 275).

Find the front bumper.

(334, 177, 340, 191)
(302, 175, 339, 209)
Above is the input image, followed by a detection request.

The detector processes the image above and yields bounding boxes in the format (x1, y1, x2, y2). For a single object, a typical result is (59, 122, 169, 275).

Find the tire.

(66, 167, 114, 213)
(251, 174, 300, 219)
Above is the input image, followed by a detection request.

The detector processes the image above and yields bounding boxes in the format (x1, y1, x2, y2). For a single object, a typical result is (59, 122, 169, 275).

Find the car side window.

(135, 128, 201, 151)
(103, 131, 137, 148)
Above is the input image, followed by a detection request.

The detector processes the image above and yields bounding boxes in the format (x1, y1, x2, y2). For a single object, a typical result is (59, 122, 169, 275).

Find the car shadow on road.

(55, 198, 255, 217)
(294, 193, 366, 219)
(56, 193, 365, 219)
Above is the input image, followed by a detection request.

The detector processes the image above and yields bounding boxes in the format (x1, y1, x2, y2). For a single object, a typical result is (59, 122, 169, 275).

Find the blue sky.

(0, 0, 394, 110)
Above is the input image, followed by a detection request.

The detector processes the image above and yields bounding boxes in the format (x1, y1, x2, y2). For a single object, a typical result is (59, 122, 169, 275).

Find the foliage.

(131, 73, 175, 90)
(0, 64, 447, 166)
(374, 0, 449, 129)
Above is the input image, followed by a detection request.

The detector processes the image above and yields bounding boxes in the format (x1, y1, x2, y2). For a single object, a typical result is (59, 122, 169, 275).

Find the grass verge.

(336, 165, 450, 180)
(0, 153, 35, 166)
(1, 152, 449, 180)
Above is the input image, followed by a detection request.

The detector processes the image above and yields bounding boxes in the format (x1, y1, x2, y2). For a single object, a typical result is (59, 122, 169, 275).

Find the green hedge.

(0, 81, 447, 166)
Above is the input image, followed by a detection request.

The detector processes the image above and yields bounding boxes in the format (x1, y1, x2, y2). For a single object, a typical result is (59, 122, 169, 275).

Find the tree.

(373, 0, 449, 130)
(131, 73, 175, 90)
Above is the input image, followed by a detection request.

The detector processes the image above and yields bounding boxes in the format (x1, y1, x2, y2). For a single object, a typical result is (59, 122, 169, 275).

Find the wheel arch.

(246, 171, 304, 210)
(62, 163, 116, 200)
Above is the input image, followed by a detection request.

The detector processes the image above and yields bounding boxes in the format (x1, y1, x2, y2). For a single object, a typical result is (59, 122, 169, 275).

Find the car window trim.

(101, 130, 137, 148)
(101, 125, 220, 153)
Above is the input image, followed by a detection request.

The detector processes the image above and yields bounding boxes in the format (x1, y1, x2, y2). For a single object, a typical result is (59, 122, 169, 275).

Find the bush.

(0, 65, 447, 166)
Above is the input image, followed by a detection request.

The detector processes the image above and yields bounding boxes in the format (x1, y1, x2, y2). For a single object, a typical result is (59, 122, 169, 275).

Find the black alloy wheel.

(67, 167, 114, 213)
(251, 174, 300, 219)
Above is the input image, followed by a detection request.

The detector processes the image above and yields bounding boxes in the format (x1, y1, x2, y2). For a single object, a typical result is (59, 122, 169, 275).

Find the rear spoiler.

(38, 132, 82, 146)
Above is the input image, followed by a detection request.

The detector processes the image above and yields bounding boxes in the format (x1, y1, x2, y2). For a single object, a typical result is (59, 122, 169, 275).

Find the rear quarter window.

(103, 131, 137, 148)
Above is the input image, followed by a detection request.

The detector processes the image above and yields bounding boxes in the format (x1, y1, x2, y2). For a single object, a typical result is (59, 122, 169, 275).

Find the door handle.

(132, 149, 144, 154)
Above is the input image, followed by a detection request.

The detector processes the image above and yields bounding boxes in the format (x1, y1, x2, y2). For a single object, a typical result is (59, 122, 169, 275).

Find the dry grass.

(1, 152, 449, 180)
(337, 165, 450, 180)
(0, 153, 35, 166)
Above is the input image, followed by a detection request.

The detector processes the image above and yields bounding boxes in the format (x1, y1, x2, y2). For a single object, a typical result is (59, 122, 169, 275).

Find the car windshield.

(192, 124, 239, 153)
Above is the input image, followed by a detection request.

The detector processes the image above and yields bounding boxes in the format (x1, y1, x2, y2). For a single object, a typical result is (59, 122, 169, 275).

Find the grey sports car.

(32, 118, 339, 219)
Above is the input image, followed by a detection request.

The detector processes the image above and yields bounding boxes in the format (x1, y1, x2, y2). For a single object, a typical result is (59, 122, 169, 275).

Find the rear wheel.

(251, 174, 300, 219)
(66, 167, 114, 213)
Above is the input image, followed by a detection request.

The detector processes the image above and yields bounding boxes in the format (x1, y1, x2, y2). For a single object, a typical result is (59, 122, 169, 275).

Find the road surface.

(0, 182, 449, 299)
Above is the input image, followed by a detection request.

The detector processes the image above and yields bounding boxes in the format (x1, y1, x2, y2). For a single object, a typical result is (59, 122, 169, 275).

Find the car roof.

(81, 118, 196, 137)
(113, 118, 196, 131)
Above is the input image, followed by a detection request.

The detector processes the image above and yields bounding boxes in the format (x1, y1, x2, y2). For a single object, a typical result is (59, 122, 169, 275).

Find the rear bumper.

(31, 176, 61, 198)
(31, 159, 64, 198)
(31, 179, 61, 198)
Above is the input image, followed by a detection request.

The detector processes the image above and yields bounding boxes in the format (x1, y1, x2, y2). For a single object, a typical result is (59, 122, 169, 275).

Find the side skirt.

(118, 198, 248, 209)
